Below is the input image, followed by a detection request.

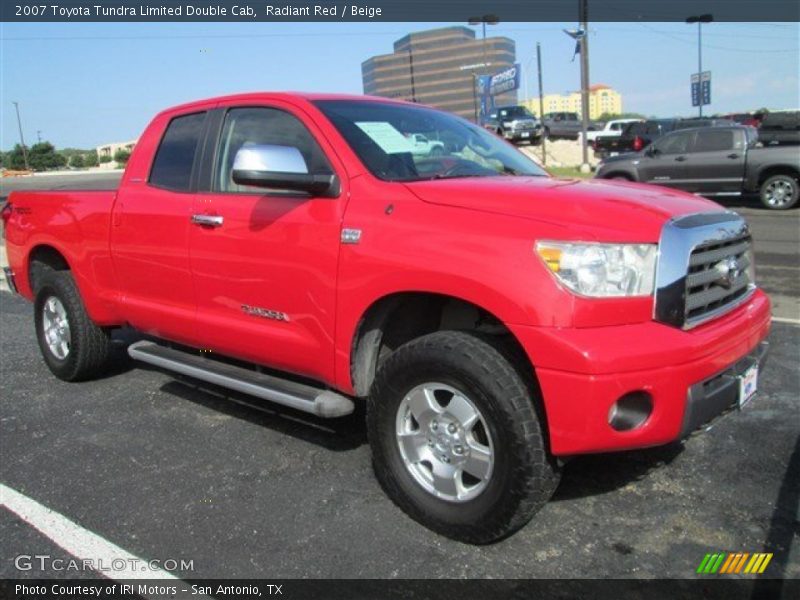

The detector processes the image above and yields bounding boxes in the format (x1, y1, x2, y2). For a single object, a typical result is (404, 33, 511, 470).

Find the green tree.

(5, 144, 30, 170)
(113, 148, 131, 165)
(70, 154, 85, 168)
(84, 151, 99, 167)
(99, 154, 112, 164)
(24, 142, 67, 171)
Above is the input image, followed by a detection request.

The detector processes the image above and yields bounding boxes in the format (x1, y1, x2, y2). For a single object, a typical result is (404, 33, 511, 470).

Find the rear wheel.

(34, 270, 113, 381)
(760, 174, 798, 210)
(367, 331, 559, 544)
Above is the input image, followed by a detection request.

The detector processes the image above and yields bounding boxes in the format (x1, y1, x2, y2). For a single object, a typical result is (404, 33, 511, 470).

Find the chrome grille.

(654, 212, 756, 329)
(685, 235, 752, 323)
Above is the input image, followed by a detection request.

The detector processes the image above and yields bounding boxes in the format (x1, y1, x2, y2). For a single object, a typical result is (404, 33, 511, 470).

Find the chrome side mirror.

(231, 144, 338, 197)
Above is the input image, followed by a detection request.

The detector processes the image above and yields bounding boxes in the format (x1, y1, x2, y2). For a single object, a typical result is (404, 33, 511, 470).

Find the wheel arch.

(756, 164, 800, 187)
(349, 291, 540, 403)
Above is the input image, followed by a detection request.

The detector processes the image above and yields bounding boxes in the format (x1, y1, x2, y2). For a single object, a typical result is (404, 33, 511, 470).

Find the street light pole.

(12, 101, 30, 171)
(468, 14, 499, 123)
(686, 14, 713, 117)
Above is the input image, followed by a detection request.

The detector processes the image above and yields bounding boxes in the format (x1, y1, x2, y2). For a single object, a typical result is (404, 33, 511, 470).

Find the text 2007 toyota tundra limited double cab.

(3, 94, 770, 543)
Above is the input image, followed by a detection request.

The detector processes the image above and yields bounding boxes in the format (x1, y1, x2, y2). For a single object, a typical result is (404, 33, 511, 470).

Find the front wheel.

(760, 174, 798, 210)
(366, 331, 559, 544)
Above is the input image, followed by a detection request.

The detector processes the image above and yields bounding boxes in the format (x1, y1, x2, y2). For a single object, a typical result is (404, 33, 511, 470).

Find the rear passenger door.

(683, 129, 746, 194)
(110, 110, 208, 343)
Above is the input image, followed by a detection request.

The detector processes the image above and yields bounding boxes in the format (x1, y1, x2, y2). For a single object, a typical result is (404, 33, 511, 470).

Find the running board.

(127, 341, 354, 418)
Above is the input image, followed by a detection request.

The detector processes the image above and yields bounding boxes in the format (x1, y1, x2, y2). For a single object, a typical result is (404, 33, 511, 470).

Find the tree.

(21, 142, 67, 171)
(113, 148, 131, 165)
(4, 144, 30, 170)
(84, 151, 99, 167)
(70, 154, 85, 168)
(597, 112, 647, 121)
(99, 154, 112, 164)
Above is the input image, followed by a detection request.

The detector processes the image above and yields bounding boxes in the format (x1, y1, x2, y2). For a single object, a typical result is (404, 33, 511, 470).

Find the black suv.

(481, 105, 543, 145)
(758, 111, 800, 146)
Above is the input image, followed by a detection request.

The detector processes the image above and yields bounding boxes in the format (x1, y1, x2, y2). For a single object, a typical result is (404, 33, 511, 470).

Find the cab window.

(692, 129, 737, 153)
(149, 112, 207, 191)
(653, 131, 694, 155)
(214, 107, 332, 193)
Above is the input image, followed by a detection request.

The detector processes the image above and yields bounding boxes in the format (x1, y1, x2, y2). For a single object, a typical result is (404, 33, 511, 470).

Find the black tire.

(366, 331, 559, 544)
(759, 174, 799, 210)
(34, 270, 113, 381)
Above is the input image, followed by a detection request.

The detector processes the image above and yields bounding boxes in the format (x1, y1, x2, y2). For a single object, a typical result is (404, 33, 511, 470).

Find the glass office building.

(362, 27, 518, 121)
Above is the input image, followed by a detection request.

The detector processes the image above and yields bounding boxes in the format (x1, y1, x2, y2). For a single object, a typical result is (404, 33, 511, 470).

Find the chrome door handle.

(191, 214, 224, 227)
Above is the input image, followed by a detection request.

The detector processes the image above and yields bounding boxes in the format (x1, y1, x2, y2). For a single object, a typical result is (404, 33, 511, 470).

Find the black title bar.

(2, 0, 799, 22)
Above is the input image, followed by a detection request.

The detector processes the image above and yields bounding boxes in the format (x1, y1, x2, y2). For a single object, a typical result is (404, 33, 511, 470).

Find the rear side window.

(693, 129, 735, 152)
(149, 112, 207, 191)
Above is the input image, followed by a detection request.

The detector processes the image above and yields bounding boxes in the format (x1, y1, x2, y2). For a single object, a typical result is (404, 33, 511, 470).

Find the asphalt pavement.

(0, 174, 798, 582)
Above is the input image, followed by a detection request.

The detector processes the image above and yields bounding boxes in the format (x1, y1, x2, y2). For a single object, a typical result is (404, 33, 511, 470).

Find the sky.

(1, 21, 798, 150)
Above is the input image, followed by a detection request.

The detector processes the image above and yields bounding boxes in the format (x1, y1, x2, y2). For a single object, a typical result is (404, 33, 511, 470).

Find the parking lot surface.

(1, 186, 798, 580)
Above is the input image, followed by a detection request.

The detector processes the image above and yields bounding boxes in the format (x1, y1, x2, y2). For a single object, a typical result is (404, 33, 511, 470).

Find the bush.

(99, 155, 112, 164)
(113, 148, 131, 165)
(70, 154, 85, 168)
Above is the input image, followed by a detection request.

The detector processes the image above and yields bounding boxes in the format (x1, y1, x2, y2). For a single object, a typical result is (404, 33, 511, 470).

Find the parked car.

(758, 110, 800, 146)
(541, 111, 603, 139)
(586, 118, 643, 143)
(594, 117, 734, 158)
(595, 125, 800, 209)
(3, 93, 771, 544)
(407, 133, 446, 156)
(481, 105, 543, 144)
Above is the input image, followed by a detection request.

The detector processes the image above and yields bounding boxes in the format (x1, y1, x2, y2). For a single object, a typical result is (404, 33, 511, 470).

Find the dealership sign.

(478, 64, 521, 97)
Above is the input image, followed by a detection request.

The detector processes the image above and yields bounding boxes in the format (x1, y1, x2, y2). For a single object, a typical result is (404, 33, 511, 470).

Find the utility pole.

(537, 42, 547, 166)
(408, 49, 417, 102)
(12, 101, 30, 171)
(468, 14, 499, 122)
(579, 0, 591, 172)
(37, 130, 42, 143)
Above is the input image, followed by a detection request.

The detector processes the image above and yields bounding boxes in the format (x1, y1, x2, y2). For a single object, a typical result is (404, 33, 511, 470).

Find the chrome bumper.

(3, 266, 18, 294)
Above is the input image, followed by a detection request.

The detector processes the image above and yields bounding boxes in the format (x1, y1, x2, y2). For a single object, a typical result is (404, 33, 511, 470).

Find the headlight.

(536, 241, 657, 297)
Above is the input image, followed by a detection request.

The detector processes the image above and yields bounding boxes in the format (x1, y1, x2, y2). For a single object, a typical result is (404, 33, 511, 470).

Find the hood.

(403, 176, 722, 241)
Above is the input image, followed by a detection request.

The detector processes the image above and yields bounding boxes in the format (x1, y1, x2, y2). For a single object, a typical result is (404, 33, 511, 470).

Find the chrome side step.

(127, 341, 354, 418)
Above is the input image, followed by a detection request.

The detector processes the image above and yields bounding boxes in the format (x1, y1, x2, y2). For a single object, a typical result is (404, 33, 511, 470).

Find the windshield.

(499, 106, 534, 119)
(313, 100, 547, 183)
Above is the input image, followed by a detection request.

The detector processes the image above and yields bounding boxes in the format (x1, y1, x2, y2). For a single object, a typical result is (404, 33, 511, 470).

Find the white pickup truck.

(586, 118, 643, 143)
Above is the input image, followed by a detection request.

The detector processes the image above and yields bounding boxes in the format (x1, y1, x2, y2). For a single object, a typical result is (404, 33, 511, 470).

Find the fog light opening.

(609, 391, 653, 432)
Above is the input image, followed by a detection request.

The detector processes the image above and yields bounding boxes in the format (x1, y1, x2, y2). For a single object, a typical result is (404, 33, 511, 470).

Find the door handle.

(727, 153, 739, 159)
(191, 214, 224, 227)
(674, 156, 687, 162)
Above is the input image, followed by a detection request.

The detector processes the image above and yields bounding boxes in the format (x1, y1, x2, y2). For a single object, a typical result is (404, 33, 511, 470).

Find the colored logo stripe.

(698, 552, 773, 575)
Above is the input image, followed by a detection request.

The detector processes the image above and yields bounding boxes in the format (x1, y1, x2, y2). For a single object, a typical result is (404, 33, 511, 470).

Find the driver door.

(188, 103, 346, 383)
(638, 130, 696, 189)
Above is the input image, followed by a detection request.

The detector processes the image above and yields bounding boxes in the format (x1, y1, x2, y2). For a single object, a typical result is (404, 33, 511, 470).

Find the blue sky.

(1, 21, 798, 149)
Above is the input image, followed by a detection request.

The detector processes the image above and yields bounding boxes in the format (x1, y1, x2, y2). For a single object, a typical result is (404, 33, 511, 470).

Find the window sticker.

(355, 121, 414, 154)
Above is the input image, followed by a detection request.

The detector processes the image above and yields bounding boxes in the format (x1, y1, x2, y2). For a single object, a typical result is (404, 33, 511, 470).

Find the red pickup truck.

(3, 93, 771, 543)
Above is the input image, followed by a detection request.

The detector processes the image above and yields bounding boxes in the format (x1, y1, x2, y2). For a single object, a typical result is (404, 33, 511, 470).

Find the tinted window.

(214, 107, 332, 193)
(149, 112, 206, 191)
(653, 131, 694, 154)
(693, 129, 735, 152)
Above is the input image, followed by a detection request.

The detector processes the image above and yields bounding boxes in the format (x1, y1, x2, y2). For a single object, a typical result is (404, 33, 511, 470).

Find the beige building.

(96, 139, 137, 160)
(522, 84, 623, 119)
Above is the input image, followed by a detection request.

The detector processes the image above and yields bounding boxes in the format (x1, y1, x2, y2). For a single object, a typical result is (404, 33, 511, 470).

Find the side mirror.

(231, 144, 339, 197)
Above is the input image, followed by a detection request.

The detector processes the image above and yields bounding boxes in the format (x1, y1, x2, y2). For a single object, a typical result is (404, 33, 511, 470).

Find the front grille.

(654, 212, 755, 329)
(685, 235, 752, 324)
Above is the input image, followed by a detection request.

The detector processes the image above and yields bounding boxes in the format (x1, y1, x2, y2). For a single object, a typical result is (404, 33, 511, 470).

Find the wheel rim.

(395, 383, 494, 503)
(763, 179, 795, 207)
(42, 296, 71, 360)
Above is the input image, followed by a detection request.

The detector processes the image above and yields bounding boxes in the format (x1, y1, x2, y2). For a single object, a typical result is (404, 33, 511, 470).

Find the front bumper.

(505, 130, 542, 142)
(510, 289, 771, 456)
(3, 267, 18, 294)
